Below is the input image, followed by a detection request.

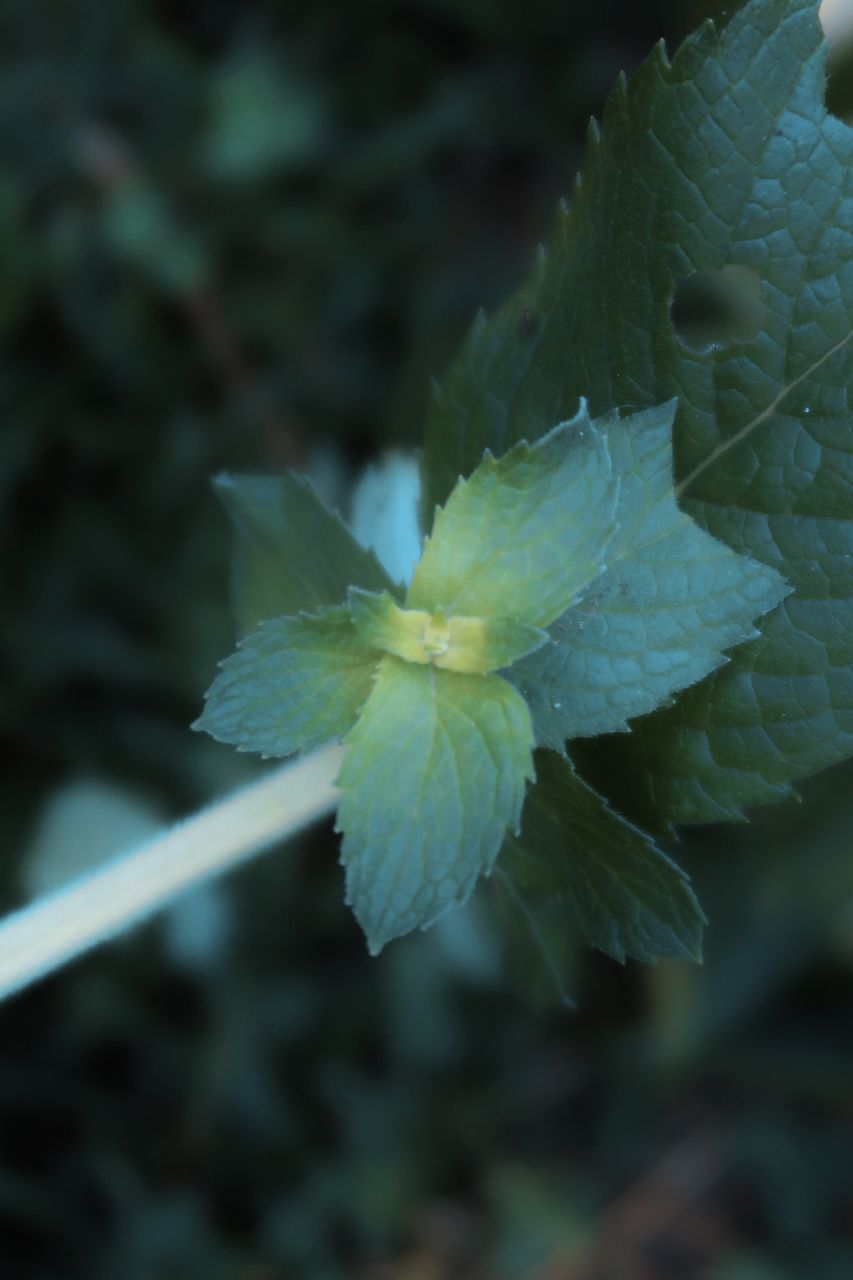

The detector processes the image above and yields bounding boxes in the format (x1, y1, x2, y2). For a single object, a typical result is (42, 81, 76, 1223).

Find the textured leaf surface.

(215, 472, 395, 635)
(195, 607, 380, 757)
(511, 402, 790, 747)
(348, 588, 547, 675)
(500, 752, 705, 964)
(410, 405, 618, 628)
(423, 0, 853, 822)
(337, 656, 535, 953)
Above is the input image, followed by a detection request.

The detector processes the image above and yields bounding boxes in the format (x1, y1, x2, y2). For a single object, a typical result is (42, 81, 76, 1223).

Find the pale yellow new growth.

(402, 610, 494, 674)
(355, 595, 495, 674)
(348, 588, 547, 676)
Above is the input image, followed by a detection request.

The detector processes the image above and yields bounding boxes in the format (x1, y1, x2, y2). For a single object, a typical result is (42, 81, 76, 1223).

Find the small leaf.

(195, 607, 380, 758)
(501, 752, 705, 964)
(337, 655, 535, 953)
(408, 404, 618, 628)
(511, 402, 790, 747)
(101, 179, 206, 296)
(214, 472, 395, 635)
(202, 56, 328, 182)
(348, 588, 547, 675)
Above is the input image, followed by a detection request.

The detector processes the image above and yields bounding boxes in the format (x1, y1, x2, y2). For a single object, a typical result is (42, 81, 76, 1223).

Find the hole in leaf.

(822, 1, 853, 121)
(825, 34, 853, 123)
(670, 265, 763, 353)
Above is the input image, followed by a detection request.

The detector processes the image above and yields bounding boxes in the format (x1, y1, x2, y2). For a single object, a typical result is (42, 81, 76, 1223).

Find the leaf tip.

(652, 37, 672, 73)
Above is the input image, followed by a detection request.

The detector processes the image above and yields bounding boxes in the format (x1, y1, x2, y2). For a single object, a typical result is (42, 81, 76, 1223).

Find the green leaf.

(336, 655, 535, 953)
(510, 401, 790, 747)
(202, 56, 328, 182)
(214, 472, 395, 636)
(409, 404, 618, 628)
(422, 0, 853, 822)
(489, 869, 580, 1010)
(194, 607, 380, 758)
(500, 752, 705, 964)
(348, 588, 547, 675)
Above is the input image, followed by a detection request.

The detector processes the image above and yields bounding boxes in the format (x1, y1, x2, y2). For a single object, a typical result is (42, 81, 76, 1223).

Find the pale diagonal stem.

(676, 327, 853, 500)
(0, 744, 344, 1002)
(821, 0, 853, 45)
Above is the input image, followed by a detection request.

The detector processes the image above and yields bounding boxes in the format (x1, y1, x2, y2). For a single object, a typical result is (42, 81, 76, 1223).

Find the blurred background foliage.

(1, 0, 853, 1275)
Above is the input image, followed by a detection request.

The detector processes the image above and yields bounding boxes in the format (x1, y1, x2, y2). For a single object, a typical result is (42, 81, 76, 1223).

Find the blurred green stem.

(0, 744, 343, 1001)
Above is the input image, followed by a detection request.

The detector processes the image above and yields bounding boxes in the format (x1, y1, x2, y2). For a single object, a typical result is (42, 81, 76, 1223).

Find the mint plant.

(198, 405, 787, 958)
(197, 0, 853, 969)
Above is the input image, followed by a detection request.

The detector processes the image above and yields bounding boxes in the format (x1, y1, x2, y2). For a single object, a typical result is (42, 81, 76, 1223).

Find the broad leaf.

(348, 588, 547, 675)
(194, 607, 380, 757)
(423, 0, 853, 822)
(336, 655, 535, 953)
(215, 471, 395, 635)
(500, 752, 705, 964)
(409, 404, 618, 628)
(510, 402, 790, 747)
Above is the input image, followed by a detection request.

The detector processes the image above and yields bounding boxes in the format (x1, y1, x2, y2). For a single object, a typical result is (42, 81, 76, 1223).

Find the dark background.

(2, 1, 853, 1276)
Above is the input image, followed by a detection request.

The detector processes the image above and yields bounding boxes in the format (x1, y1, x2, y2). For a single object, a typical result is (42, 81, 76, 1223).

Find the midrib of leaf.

(672, 5, 849, 504)
(493, 866, 576, 1008)
(414, 663, 441, 823)
(676, 326, 853, 500)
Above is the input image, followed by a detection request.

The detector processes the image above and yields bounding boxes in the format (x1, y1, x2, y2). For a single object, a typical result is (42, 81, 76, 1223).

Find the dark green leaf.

(501, 751, 705, 964)
(215, 472, 395, 636)
(423, 0, 853, 822)
(489, 869, 580, 1009)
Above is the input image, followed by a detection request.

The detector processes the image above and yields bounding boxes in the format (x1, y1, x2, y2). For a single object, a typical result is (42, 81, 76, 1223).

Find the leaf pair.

(198, 399, 787, 959)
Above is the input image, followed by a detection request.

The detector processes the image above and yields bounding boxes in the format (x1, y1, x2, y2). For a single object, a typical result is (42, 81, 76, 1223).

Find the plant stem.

(0, 744, 344, 1002)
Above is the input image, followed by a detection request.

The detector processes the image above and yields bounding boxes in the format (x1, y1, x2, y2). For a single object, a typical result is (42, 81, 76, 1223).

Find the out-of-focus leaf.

(202, 56, 329, 181)
(21, 778, 164, 899)
(214, 472, 396, 635)
(349, 452, 422, 588)
(101, 180, 206, 296)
